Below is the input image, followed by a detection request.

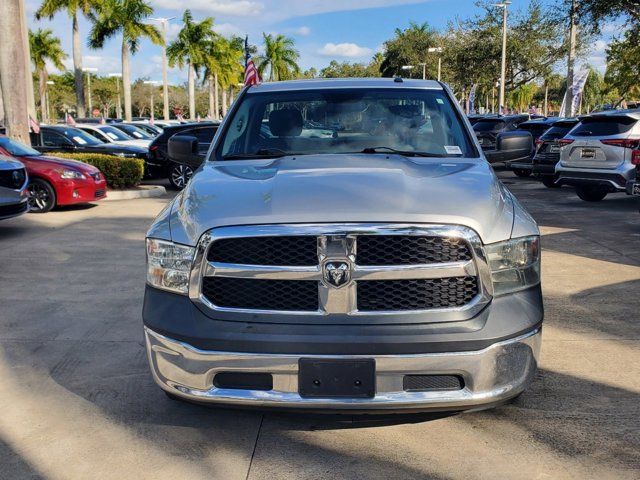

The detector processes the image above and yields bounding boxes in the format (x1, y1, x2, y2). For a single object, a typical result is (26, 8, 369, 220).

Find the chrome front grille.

(357, 277, 479, 311)
(190, 224, 492, 323)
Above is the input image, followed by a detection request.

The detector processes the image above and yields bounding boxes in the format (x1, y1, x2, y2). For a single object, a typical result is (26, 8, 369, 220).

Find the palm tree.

(29, 29, 67, 123)
(203, 36, 243, 118)
(35, 0, 98, 118)
(89, 0, 161, 121)
(256, 33, 300, 82)
(167, 10, 214, 120)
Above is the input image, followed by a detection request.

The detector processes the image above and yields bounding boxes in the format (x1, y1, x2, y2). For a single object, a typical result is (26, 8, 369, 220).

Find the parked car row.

(469, 110, 640, 204)
(26, 119, 219, 190)
(0, 136, 107, 216)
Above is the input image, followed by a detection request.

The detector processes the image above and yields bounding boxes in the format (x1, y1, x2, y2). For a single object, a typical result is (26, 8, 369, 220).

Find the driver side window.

(42, 131, 72, 147)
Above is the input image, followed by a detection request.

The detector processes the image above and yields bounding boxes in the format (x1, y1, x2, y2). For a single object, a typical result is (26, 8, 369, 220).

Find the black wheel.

(168, 163, 194, 190)
(541, 176, 560, 188)
(575, 185, 608, 202)
(513, 168, 531, 178)
(28, 178, 56, 213)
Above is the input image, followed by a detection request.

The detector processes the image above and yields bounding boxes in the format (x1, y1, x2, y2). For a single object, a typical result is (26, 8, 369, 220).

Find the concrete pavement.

(0, 173, 638, 480)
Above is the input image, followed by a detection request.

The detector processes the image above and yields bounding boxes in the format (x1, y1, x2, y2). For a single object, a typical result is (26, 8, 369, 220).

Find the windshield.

(540, 125, 575, 141)
(570, 117, 636, 137)
(218, 88, 477, 160)
(0, 136, 41, 156)
(473, 120, 506, 132)
(118, 125, 152, 139)
(98, 126, 133, 141)
(63, 128, 103, 146)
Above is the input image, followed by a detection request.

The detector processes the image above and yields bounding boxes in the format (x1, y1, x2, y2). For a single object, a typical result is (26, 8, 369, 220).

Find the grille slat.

(357, 277, 478, 311)
(208, 236, 317, 266)
(202, 277, 319, 311)
(356, 236, 472, 266)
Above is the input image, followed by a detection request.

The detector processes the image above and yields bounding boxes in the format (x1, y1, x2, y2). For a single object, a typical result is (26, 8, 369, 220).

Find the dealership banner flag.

(560, 69, 589, 117)
(469, 84, 478, 114)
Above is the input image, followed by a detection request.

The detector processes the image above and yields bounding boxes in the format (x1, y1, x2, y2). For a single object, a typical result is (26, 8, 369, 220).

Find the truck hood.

(164, 154, 517, 246)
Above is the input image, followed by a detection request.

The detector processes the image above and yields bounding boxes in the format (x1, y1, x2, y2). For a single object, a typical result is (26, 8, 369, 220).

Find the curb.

(103, 185, 167, 201)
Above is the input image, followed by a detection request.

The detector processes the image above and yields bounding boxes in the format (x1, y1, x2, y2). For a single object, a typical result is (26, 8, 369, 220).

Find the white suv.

(556, 110, 640, 201)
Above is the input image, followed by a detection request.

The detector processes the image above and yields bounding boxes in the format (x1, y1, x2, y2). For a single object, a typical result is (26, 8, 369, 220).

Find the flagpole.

(244, 35, 250, 71)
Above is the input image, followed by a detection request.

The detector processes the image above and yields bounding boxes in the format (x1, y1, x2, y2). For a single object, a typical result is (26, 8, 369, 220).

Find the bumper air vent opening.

(213, 372, 273, 391)
(403, 375, 465, 392)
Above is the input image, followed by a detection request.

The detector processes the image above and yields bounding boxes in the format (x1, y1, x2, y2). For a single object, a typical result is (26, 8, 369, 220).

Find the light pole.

(83, 67, 98, 116)
(151, 17, 175, 121)
(144, 81, 160, 119)
(494, 1, 510, 114)
(417, 63, 427, 80)
(428, 47, 443, 81)
(401, 65, 415, 78)
(108, 73, 122, 119)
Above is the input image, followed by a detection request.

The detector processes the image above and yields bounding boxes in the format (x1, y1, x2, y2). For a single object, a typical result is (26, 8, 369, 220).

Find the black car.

(473, 114, 533, 167)
(30, 125, 148, 160)
(509, 117, 563, 177)
(148, 122, 219, 189)
(111, 123, 155, 141)
(467, 113, 498, 125)
(531, 118, 580, 188)
(129, 122, 163, 136)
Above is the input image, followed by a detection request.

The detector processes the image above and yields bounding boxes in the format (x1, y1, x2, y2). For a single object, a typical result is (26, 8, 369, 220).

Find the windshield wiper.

(359, 147, 442, 157)
(222, 148, 292, 160)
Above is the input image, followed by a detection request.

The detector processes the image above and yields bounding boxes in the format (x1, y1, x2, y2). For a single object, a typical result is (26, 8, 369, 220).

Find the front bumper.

(57, 179, 107, 205)
(145, 327, 541, 411)
(0, 198, 29, 220)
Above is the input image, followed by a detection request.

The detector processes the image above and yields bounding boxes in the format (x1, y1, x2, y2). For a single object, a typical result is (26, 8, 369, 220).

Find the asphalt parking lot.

(0, 172, 639, 480)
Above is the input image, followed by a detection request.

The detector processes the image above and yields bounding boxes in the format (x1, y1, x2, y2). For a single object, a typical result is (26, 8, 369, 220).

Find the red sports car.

(0, 136, 107, 213)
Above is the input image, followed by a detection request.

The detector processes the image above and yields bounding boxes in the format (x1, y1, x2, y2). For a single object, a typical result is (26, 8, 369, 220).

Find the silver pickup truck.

(143, 78, 543, 412)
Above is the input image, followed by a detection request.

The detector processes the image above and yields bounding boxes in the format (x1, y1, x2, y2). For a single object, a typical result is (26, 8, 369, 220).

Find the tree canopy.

(256, 33, 300, 81)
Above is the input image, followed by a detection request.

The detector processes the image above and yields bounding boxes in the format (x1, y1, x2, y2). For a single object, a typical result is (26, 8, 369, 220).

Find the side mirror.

(492, 131, 533, 164)
(168, 135, 203, 168)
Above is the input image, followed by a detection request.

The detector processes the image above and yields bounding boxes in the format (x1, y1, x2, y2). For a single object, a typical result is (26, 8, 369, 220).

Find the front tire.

(28, 178, 56, 213)
(513, 168, 531, 178)
(575, 185, 608, 202)
(168, 163, 193, 190)
(541, 176, 560, 188)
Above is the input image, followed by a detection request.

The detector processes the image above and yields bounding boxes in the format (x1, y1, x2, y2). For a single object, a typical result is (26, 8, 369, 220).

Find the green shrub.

(52, 152, 145, 189)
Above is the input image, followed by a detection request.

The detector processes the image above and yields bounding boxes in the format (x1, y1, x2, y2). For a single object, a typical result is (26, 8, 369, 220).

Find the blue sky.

(25, 0, 619, 85)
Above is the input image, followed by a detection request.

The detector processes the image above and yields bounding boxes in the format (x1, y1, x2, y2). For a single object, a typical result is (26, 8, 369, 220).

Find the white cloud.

(600, 22, 625, 36)
(584, 39, 608, 75)
(145, 0, 423, 22)
(214, 22, 244, 37)
(163, 22, 183, 42)
(60, 55, 120, 74)
(149, 0, 263, 16)
(294, 26, 311, 36)
(318, 42, 372, 58)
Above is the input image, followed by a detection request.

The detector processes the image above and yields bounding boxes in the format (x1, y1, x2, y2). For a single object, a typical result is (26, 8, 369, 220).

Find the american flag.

(28, 115, 40, 134)
(244, 57, 260, 86)
(66, 114, 76, 126)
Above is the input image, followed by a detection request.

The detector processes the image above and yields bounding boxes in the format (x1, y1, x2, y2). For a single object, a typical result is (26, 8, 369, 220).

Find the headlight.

(485, 236, 540, 295)
(60, 169, 85, 179)
(146, 238, 195, 295)
(115, 152, 136, 158)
